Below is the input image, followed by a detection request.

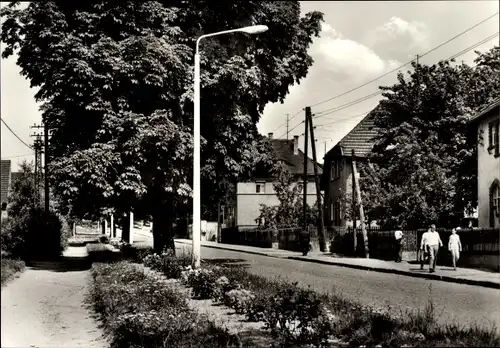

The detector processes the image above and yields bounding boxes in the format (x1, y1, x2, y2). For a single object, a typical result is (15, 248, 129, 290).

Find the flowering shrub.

(225, 289, 256, 314)
(213, 276, 230, 303)
(87, 262, 240, 347)
(162, 250, 191, 279)
(263, 282, 336, 347)
(246, 292, 270, 322)
(143, 253, 163, 272)
(187, 268, 220, 299)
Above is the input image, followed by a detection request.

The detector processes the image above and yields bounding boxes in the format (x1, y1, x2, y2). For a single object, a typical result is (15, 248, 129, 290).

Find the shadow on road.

(26, 257, 92, 272)
(201, 258, 251, 269)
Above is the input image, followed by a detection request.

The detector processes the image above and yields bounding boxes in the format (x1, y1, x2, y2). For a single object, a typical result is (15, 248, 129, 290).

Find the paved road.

(133, 230, 500, 329)
(1, 266, 107, 348)
(154, 240, 500, 331)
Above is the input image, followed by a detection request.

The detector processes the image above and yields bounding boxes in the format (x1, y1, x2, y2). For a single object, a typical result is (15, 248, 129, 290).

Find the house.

(321, 114, 377, 229)
(1, 160, 12, 218)
(469, 98, 500, 228)
(231, 133, 323, 227)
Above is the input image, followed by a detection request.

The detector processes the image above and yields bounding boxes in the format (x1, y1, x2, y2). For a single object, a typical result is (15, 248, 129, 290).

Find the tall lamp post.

(192, 25, 268, 268)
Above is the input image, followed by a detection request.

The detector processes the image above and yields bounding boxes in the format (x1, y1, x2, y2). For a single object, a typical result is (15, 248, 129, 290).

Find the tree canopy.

(358, 47, 500, 229)
(1, 2, 324, 248)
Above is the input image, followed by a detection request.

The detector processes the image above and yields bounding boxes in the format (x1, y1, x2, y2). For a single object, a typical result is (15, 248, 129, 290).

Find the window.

(330, 202, 334, 223)
(330, 160, 342, 180)
(488, 120, 499, 157)
(490, 181, 500, 227)
(256, 182, 265, 194)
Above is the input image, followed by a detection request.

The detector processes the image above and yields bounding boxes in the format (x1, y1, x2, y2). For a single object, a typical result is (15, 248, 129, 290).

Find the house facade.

(469, 98, 500, 228)
(233, 134, 322, 227)
(1, 160, 12, 219)
(321, 115, 377, 229)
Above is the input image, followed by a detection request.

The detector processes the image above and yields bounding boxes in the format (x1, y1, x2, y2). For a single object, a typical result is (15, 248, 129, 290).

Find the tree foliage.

(359, 47, 500, 228)
(1, 2, 324, 248)
(256, 165, 318, 229)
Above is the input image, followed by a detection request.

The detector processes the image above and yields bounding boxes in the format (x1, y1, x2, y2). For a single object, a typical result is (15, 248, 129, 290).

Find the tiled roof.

(336, 115, 377, 157)
(269, 139, 323, 176)
(1, 160, 11, 203)
(469, 98, 500, 124)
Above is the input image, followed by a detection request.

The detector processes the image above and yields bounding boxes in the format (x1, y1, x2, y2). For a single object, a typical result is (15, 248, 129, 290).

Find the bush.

(1, 258, 25, 287)
(88, 262, 243, 348)
(263, 282, 336, 347)
(1, 207, 72, 260)
(225, 289, 256, 314)
(143, 253, 163, 272)
(162, 249, 191, 279)
(119, 243, 153, 262)
(186, 268, 221, 299)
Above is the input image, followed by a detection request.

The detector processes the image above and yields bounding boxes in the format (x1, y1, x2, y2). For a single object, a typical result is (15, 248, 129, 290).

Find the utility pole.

(351, 150, 357, 254)
(31, 123, 49, 222)
(30, 130, 44, 207)
(306, 107, 327, 252)
(303, 110, 309, 233)
(351, 149, 369, 258)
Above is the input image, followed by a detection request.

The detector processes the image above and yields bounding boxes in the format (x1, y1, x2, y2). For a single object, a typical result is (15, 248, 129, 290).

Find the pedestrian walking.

(419, 228, 431, 270)
(394, 227, 404, 263)
(448, 227, 462, 271)
(427, 224, 443, 273)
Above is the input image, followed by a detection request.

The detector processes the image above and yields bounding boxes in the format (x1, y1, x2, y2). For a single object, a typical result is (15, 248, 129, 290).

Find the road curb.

(287, 256, 500, 290)
(175, 240, 284, 258)
(175, 240, 500, 289)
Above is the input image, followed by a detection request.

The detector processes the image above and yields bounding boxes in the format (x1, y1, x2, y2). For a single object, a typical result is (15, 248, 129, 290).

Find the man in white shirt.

(394, 228, 404, 263)
(427, 224, 443, 273)
(420, 229, 430, 270)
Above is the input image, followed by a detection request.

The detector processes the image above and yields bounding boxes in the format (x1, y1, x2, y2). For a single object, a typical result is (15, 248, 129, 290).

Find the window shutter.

(489, 123, 493, 148)
(495, 122, 499, 156)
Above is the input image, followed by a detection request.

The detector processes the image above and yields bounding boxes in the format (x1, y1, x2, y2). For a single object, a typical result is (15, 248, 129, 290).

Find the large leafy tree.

(1, 2, 323, 252)
(358, 47, 499, 229)
(256, 165, 318, 229)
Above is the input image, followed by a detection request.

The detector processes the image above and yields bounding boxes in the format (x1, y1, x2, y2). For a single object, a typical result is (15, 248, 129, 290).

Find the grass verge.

(210, 262, 500, 347)
(1, 258, 25, 287)
(86, 261, 247, 348)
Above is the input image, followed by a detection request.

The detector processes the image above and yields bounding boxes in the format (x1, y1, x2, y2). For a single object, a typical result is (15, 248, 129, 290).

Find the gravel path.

(1, 266, 108, 348)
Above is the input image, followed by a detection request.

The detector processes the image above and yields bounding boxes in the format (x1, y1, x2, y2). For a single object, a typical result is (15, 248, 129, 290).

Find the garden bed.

(86, 261, 253, 348)
(138, 249, 500, 348)
(1, 258, 25, 287)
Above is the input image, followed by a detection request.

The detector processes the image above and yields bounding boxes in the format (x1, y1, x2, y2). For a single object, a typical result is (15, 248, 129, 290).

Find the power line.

(308, 12, 499, 109)
(269, 108, 303, 134)
(1, 153, 35, 159)
(312, 32, 499, 119)
(1, 118, 33, 150)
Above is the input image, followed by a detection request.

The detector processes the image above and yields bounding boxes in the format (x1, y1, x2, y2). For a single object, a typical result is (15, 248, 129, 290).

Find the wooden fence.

(329, 226, 500, 271)
(221, 225, 500, 271)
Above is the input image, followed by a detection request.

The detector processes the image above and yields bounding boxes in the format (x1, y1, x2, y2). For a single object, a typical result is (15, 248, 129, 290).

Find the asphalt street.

(133, 230, 500, 330)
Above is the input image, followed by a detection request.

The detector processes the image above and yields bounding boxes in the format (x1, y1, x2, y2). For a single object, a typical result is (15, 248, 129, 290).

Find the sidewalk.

(1, 245, 107, 348)
(175, 239, 500, 289)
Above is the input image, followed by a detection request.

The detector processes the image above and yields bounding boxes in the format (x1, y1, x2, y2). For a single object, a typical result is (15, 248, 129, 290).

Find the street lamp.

(192, 25, 268, 268)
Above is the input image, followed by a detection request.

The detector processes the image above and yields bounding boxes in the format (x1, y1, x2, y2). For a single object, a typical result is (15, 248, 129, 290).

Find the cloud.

(365, 17, 430, 60)
(309, 22, 402, 83)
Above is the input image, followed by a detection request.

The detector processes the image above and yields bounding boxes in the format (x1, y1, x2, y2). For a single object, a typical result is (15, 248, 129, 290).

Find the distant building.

(469, 98, 500, 228)
(230, 133, 323, 227)
(321, 114, 377, 228)
(1, 160, 12, 218)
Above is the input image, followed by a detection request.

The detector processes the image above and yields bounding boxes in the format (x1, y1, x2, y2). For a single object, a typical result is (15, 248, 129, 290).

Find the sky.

(1, 1, 499, 172)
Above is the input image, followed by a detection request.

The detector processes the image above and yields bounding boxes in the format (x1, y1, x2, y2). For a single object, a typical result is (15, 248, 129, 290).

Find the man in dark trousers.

(394, 226, 404, 262)
(300, 228, 310, 256)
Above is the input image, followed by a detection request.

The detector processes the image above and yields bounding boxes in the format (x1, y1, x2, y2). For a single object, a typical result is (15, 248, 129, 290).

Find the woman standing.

(448, 228, 462, 271)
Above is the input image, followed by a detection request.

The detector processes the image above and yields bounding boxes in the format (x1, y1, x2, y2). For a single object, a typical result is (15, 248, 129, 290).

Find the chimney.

(293, 135, 299, 155)
(268, 132, 273, 139)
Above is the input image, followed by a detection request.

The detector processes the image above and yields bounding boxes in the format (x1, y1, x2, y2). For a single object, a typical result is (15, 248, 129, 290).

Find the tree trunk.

(121, 212, 131, 243)
(152, 197, 175, 255)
